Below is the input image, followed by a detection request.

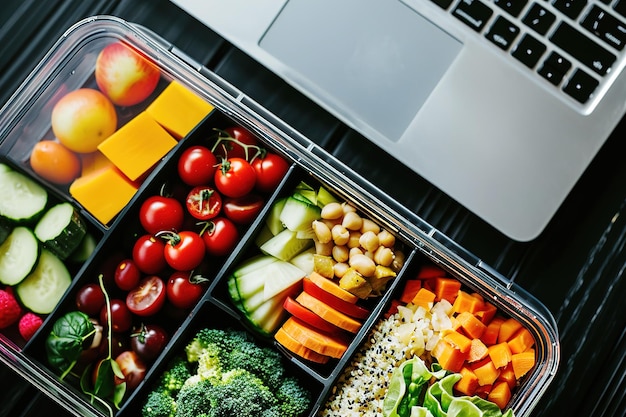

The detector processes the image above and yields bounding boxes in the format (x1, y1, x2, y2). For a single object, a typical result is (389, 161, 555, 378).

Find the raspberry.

(0, 288, 23, 329)
(18, 312, 43, 341)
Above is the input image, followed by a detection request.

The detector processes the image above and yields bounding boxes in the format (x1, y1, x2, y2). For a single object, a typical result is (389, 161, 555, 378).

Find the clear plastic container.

(0, 16, 559, 417)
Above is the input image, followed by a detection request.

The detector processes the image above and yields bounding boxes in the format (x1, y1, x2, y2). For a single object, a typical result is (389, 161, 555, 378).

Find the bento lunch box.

(0, 16, 559, 417)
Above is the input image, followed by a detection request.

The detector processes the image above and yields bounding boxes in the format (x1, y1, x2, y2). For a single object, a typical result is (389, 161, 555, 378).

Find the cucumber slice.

(16, 249, 71, 314)
(34, 203, 87, 260)
(260, 229, 312, 261)
(0, 170, 48, 223)
(69, 232, 97, 263)
(279, 196, 321, 232)
(261, 260, 306, 300)
(0, 216, 13, 246)
(0, 226, 40, 286)
(265, 197, 287, 236)
(233, 254, 278, 277)
(289, 247, 315, 275)
(316, 185, 339, 208)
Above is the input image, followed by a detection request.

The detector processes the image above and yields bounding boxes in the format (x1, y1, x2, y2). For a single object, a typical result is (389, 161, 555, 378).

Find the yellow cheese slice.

(97, 111, 177, 181)
(146, 80, 214, 139)
(69, 166, 138, 224)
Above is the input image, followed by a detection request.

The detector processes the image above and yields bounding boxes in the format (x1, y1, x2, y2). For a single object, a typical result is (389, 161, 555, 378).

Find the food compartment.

(208, 170, 412, 381)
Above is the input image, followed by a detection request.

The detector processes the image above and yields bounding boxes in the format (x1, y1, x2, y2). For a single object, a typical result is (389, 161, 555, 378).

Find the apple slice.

(302, 277, 370, 319)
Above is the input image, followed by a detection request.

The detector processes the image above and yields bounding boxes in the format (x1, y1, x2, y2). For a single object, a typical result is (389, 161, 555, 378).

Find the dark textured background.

(0, 1, 624, 416)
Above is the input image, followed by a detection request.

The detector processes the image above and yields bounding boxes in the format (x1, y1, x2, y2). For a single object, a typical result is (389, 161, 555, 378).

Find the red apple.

(95, 42, 160, 106)
(51, 88, 117, 153)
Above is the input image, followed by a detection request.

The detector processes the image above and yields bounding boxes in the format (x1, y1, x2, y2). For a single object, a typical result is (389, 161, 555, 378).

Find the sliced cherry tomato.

(100, 299, 133, 333)
(251, 152, 290, 193)
(160, 231, 205, 271)
(115, 350, 147, 390)
(132, 235, 167, 274)
(214, 157, 256, 198)
(114, 258, 142, 291)
(139, 195, 184, 234)
(126, 276, 166, 317)
(223, 194, 264, 225)
(200, 217, 239, 256)
(166, 270, 208, 309)
(130, 324, 169, 361)
(177, 145, 217, 186)
(186, 185, 222, 220)
(213, 126, 258, 160)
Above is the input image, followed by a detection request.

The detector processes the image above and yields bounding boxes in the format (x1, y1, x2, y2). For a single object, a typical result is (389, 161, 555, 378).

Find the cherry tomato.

(76, 283, 106, 316)
(126, 276, 166, 317)
(251, 152, 290, 193)
(115, 351, 147, 390)
(139, 195, 184, 234)
(223, 194, 264, 224)
(132, 235, 167, 274)
(166, 270, 208, 309)
(161, 231, 205, 271)
(185, 185, 222, 220)
(114, 258, 142, 291)
(177, 145, 217, 186)
(100, 299, 133, 333)
(214, 157, 256, 198)
(130, 324, 169, 361)
(200, 217, 240, 256)
(213, 126, 258, 160)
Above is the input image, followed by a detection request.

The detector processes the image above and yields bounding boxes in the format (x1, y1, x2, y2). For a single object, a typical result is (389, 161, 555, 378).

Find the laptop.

(170, 0, 626, 241)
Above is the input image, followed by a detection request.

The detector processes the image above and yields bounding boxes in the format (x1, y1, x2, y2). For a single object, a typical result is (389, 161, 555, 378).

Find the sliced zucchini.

(265, 197, 287, 236)
(279, 196, 321, 232)
(260, 229, 312, 261)
(0, 169, 48, 223)
(16, 249, 71, 315)
(34, 202, 87, 260)
(0, 226, 40, 286)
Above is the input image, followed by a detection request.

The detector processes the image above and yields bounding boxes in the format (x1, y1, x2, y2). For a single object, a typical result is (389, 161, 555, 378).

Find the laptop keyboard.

(417, 0, 626, 105)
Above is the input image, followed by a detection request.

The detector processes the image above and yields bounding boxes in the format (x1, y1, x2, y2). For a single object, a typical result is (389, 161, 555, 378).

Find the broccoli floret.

(175, 377, 215, 417)
(142, 390, 176, 417)
(196, 344, 223, 383)
(223, 339, 285, 388)
(275, 376, 312, 417)
(206, 369, 278, 416)
(185, 328, 249, 362)
(158, 357, 192, 396)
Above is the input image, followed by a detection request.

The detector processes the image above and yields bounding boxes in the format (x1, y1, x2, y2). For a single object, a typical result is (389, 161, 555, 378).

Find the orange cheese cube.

(146, 80, 214, 139)
(69, 166, 138, 224)
(97, 112, 177, 181)
(80, 151, 112, 177)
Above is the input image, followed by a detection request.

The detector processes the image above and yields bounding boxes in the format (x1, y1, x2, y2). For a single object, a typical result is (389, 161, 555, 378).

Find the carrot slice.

(295, 291, 362, 334)
(452, 291, 485, 314)
(497, 363, 517, 389)
(475, 302, 498, 324)
(511, 349, 535, 379)
(431, 339, 467, 373)
(434, 277, 461, 304)
(443, 330, 472, 353)
(283, 296, 342, 334)
(280, 316, 350, 359)
(507, 327, 535, 354)
(488, 381, 512, 410)
(308, 272, 358, 304)
(455, 366, 480, 396)
(481, 317, 505, 345)
(487, 342, 512, 369)
(498, 318, 523, 343)
(302, 277, 369, 319)
(471, 358, 501, 386)
(456, 311, 487, 339)
(411, 287, 436, 310)
(399, 279, 422, 304)
(274, 327, 330, 364)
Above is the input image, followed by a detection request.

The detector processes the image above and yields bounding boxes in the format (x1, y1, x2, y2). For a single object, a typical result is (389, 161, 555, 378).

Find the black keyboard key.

(431, 0, 455, 10)
(581, 5, 626, 50)
(550, 22, 616, 75)
(512, 33, 547, 67)
(538, 51, 572, 84)
(614, 0, 626, 18)
(494, 0, 528, 16)
(486, 16, 520, 49)
(563, 68, 599, 103)
(522, 3, 557, 35)
(452, 0, 494, 31)
(552, 0, 588, 19)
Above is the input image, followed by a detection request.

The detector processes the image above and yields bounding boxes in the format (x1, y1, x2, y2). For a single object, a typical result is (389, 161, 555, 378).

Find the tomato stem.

(211, 128, 266, 162)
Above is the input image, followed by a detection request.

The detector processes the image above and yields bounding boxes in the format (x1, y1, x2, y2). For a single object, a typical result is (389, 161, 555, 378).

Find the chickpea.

(374, 246, 394, 267)
(359, 231, 380, 253)
(342, 202, 357, 214)
(347, 231, 362, 248)
(321, 202, 344, 220)
(332, 245, 349, 263)
(349, 247, 363, 258)
(342, 211, 363, 231)
(349, 253, 376, 277)
(331, 224, 350, 246)
(360, 218, 380, 235)
(378, 229, 396, 248)
(392, 250, 406, 272)
(312, 220, 332, 244)
(333, 262, 350, 278)
(315, 239, 333, 256)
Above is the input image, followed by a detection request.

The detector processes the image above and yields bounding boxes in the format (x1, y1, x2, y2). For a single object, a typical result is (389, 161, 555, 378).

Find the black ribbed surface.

(0, 1, 624, 416)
